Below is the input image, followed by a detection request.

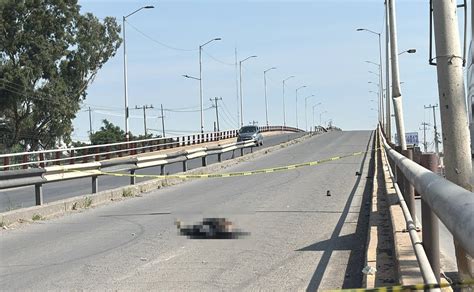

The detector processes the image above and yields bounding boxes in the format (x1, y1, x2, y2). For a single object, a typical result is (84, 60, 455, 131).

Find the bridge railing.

(0, 125, 303, 171)
(0, 138, 264, 207)
(379, 127, 473, 288)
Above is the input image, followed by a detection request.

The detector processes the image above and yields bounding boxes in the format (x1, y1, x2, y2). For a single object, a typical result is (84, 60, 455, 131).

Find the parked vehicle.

(237, 125, 263, 146)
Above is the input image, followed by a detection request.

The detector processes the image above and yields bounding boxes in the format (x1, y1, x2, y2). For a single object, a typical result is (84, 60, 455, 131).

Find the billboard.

(395, 132, 419, 145)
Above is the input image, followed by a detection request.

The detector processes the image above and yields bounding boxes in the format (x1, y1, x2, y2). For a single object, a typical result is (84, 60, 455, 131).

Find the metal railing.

(379, 127, 474, 288)
(0, 139, 266, 207)
(0, 125, 303, 170)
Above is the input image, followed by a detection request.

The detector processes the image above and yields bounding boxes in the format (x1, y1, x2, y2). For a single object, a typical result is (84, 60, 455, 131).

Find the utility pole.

(385, 0, 392, 141)
(235, 47, 240, 129)
(159, 104, 165, 138)
(421, 122, 430, 153)
(135, 104, 153, 136)
(388, 0, 407, 150)
(432, 0, 473, 282)
(87, 107, 93, 135)
(424, 104, 440, 157)
(210, 97, 222, 132)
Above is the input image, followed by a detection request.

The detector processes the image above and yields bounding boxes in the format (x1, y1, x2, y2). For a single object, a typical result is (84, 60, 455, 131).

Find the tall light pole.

(388, 0, 407, 150)
(263, 67, 277, 126)
(199, 38, 221, 133)
(304, 94, 315, 131)
(366, 61, 383, 126)
(295, 86, 306, 128)
(385, 1, 392, 141)
(357, 28, 384, 130)
(239, 55, 257, 126)
(368, 81, 382, 123)
(123, 5, 154, 140)
(312, 102, 322, 131)
(282, 76, 295, 127)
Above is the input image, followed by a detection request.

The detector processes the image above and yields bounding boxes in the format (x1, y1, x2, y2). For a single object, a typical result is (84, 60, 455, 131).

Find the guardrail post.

(70, 149, 75, 164)
(22, 154, 28, 169)
(83, 148, 89, 163)
(130, 169, 136, 185)
(402, 149, 417, 227)
(240, 148, 244, 156)
(55, 151, 61, 165)
(35, 183, 43, 205)
(3, 157, 9, 171)
(217, 153, 222, 162)
(39, 153, 45, 168)
(250, 146, 253, 153)
(160, 165, 165, 176)
(202, 156, 207, 167)
(91, 176, 98, 193)
(394, 146, 404, 191)
(97, 147, 103, 161)
(420, 153, 441, 282)
(182, 160, 187, 172)
(105, 146, 110, 160)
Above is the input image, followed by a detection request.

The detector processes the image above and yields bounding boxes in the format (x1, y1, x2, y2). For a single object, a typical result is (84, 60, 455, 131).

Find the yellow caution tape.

(72, 149, 373, 179)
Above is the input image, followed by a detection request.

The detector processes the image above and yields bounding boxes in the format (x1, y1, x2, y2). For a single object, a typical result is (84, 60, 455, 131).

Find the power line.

(201, 48, 235, 66)
(165, 106, 214, 113)
(125, 20, 196, 52)
(220, 99, 238, 125)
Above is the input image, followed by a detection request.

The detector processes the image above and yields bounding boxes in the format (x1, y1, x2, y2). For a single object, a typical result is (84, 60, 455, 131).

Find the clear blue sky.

(74, 0, 465, 151)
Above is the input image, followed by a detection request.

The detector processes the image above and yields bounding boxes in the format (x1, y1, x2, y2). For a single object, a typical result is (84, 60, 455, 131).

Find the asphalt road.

(0, 130, 374, 290)
(0, 132, 305, 212)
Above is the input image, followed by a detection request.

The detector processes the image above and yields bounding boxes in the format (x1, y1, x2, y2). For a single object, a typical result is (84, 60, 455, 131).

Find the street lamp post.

(282, 76, 295, 127)
(123, 5, 154, 140)
(358, 27, 384, 130)
(312, 102, 322, 131)
(239, 55, 257, 126)
(304, 94, 315, 131)
(199, 38, 221, 133)
(295, 86, 306, 129)
(263, 67, 277, 127)
(365, 61, 384, 127)
(368, 81, 383, 123)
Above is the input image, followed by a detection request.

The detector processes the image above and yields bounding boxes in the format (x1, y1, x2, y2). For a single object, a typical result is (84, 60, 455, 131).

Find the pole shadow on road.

(296, 131, 375, 291)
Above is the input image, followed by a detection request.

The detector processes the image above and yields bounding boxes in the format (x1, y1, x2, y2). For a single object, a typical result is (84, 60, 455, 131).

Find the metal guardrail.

(379, 128, 474, 287)
(0, 126, 303, 170)
(0, 139, 261, 207)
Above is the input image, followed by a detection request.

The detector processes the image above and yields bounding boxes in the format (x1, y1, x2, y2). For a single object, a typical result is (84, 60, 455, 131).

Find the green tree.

(89, 119, 125, 145)
(0, 0, 122, 149)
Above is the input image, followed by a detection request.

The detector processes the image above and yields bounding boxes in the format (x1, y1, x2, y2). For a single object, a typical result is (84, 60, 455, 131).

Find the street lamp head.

(241, 55, 257, 63)
(356, 28, 364, 31)
(214, 38, 222, 41)
(407, 48, 416, 53)
(264, 67, 277, 73)
(144, 5, 154, 9)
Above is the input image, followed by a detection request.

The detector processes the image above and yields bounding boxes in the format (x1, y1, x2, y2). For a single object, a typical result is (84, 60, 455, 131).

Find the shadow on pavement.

(297, 131, 375, 291)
